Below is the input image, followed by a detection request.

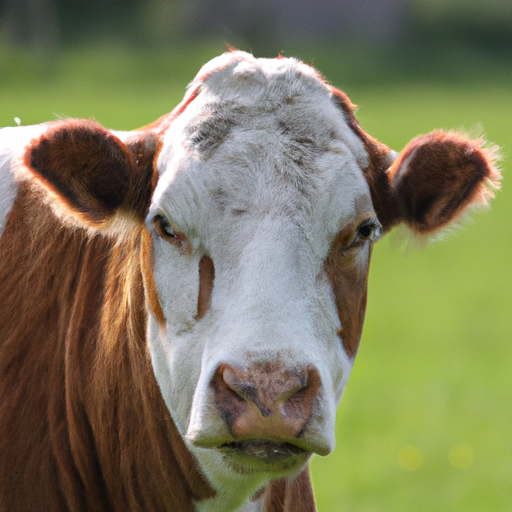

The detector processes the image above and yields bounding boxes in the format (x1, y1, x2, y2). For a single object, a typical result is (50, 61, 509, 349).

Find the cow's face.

(146, 54, 384, 479)
(22, 51, 499, 495)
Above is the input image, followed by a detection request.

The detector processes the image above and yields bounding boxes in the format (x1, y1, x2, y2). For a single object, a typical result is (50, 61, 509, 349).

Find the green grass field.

(1, 44, 510, 511)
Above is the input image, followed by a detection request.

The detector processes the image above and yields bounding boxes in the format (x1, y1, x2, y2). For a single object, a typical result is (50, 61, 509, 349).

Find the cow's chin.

(216, 440, 311, 475)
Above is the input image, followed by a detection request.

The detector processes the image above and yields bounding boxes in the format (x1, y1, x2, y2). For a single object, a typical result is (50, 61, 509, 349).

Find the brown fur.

(25, 120, 133, 227)
(329, 88, 500, 233)
(324, 228, 372, 358)
(140, 229, 166, 326)
(25, 119, 158, 229)
(0, 184, 214, 511)
(387, 130, 501, 233)
(330, 87, 397, 231)
(2, 111, 322, 512)
(122, 131, 160, 222)
(262, 466, 317, 512)
(327, 87, 500, 356)
(196, 255, 215, 320)
(1, 65, 501, 512)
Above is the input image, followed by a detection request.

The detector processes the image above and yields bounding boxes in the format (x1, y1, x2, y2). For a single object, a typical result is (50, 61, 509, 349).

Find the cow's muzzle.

(213, 363, 320, 440)
(187, 362, 328, 467)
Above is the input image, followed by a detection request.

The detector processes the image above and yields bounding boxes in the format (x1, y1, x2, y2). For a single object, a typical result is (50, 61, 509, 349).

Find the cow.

(0, 51, 500, 512)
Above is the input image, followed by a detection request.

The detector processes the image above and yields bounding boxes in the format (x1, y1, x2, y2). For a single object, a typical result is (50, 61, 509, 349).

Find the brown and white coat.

(0, 52, 500, 512)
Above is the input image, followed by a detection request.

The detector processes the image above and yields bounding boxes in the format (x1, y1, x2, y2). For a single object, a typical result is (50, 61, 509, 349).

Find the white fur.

(0, 124, 49, 238)
(146, 52, 380, 511)
(0, 54, 382, 512)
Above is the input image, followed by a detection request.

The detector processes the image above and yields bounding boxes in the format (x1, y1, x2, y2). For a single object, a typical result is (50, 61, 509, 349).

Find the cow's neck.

(0, 184, 213, 511)
(0, 184, 316, 512)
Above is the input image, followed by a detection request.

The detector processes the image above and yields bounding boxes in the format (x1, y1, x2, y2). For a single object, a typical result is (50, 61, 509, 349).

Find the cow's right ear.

(24, 119, 158, 230)
(362, 130, 500, 235)
(386, 131, 500, 234)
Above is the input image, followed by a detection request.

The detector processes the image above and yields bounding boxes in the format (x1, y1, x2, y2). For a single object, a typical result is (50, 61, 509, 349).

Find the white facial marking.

(146, 51, 377, 508)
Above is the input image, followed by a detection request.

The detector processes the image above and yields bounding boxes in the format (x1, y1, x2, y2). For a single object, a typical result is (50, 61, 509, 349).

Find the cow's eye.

(153, 214, 177, 240)
(341, 218, 382, 256)
(356, 218, 382, 243)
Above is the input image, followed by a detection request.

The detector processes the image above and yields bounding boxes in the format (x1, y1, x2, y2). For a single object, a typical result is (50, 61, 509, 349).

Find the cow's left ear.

(24, 119, 158, 230)
(375, 131, 501, 234)
(261, 466, 317, 512)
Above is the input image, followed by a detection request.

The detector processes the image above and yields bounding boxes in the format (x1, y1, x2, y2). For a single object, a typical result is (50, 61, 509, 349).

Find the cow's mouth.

(219, 440, 308, 464)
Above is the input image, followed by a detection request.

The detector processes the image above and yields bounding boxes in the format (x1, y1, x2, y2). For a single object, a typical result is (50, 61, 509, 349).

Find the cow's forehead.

(191, 51, 333, 105)
(152, 51, 373, 242)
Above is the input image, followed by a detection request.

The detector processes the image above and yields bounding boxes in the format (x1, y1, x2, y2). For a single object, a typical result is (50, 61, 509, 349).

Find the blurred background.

(1, 1, 511, 510)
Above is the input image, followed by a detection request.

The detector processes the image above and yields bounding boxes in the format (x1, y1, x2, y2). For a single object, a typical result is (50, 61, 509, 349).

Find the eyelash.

(153, 214, 192, 252)
(153, 214, 177, 240)
(356, 218, 382, 243)
(342, 218, 382, 255)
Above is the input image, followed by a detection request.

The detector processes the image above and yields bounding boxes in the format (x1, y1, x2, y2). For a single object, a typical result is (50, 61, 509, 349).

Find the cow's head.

(23, 52, 499, 494)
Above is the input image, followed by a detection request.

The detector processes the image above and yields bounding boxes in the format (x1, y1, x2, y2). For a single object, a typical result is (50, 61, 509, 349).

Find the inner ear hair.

(25, 119, 158, 231)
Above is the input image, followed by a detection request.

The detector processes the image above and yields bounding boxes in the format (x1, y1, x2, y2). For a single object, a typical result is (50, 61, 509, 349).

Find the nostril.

(282, 368, 321, 420)
(212, 363, 321, 439)
(212, 365, 249, 431)
(222, 366, 250, 397)
(219, 365, 271, 416)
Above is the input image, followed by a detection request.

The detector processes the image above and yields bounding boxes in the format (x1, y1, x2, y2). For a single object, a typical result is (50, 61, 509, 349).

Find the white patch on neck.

(192, 451, 268, 512)
(0, 162, 18, 238)
(0, 125, 48, 237)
